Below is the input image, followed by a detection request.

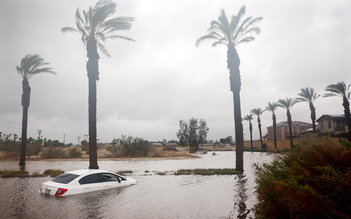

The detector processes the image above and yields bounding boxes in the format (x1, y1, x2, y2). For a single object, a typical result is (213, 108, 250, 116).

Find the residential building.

(316, 114, 347, 134)
(264, 121, 313, 141)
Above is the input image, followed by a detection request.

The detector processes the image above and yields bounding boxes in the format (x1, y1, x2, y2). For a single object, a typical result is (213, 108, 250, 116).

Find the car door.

(100, 173, 125, 189)
(79, 173, 105, 193)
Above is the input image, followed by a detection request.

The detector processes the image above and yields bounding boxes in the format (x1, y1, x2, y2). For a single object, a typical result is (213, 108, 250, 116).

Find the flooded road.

(0, 152, 273, 219)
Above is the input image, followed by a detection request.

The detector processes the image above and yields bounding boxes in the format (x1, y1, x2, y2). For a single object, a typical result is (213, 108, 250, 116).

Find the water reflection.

(11, 178, 29, 218)
(227, 174, 250, 219)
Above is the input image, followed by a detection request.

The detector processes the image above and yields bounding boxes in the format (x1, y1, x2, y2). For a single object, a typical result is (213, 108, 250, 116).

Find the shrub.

(68, 147, 82, 158)
(1, 170, 29, 178)
(0, 141, 20, 157)
(27, 141, 43, 158)
(106, 145, 121, 156)
(43, 169, 64, 177)
(253, 135, 351, 218)
(40, 146, 68, 159)
(119, 135, 150, 157)
(116, 170, 133, 176)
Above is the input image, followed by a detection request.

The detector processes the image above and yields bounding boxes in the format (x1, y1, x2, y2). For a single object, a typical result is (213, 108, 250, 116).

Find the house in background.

(264, 121, 313, 141)
(316, 114, 347, 135)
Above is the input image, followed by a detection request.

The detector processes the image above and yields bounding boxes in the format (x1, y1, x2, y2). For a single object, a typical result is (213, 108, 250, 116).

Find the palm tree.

(16, 54, 56, 166)
(243, 114, 254, 149)
(296, 87, 320, 133)
(324, 82, 351, 140)
(266, 102, 279, 149)
(250, 108, 265, 149)
(278, 98, 299, 148)
(196, 5, 262, 172)
(62, 0, 135, 169)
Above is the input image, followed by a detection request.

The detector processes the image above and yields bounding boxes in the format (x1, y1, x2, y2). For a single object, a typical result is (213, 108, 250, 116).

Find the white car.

(39, 169, 138, 196)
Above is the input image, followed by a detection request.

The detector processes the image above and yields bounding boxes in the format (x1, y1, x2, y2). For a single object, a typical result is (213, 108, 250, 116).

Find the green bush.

(0, 170, 29, 178)
(106, 145, 120, 156)
(253, 135, 351, 218)
(40, 146, 68, 159)
(68, 147, 82, 158)
(174, 168, 240, 176)
(0, 141, 20, 157)
(118, 135, 150, 157)
(27, 141, 43, 158)
(43, 169, 64, 177)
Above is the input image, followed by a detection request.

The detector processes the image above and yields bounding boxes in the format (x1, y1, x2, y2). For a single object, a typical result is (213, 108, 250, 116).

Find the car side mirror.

(117, 177, 121, 183)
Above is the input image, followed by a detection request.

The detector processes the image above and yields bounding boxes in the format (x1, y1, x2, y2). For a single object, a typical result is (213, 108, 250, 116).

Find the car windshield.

(52, 173, 79, 184)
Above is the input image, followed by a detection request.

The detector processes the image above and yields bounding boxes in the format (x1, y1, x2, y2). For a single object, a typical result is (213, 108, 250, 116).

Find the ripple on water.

(0, 151, 273, 219)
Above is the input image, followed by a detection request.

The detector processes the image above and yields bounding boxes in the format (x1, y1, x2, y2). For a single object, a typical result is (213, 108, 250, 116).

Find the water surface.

(0, 152, 273, 219)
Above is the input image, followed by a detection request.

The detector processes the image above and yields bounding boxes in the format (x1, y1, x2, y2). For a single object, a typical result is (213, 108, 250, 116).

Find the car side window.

(79, 174, 102, 185)
(101, 173, 119, 182)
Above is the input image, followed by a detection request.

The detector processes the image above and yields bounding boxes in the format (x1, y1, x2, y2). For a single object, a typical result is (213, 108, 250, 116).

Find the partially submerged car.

(39, 169, 138, 196)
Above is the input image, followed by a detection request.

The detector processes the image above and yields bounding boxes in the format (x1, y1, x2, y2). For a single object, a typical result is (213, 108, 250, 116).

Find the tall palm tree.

(278, 98, 299, 148)
(16, 54, 56, 166)
(243, 114, 254, 149)
(296, 87, 320, 133)
(266, 102, 279, 149)
(324, 82, 351, 140)
(62, 0, 135, 169)
(196, 5, 262, 172)
(250, 108, 265, 149)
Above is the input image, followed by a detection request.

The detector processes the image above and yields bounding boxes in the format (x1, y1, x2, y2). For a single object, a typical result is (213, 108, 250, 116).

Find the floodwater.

(0, 151, 273, 219)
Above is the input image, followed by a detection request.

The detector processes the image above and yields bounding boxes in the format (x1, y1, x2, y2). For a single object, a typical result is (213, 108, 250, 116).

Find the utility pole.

(78, 136, 80, 147)
(63, 134, 66, 146)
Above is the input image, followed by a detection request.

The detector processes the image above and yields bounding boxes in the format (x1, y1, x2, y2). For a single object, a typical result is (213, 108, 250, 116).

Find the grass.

(0, 169, 64, 178)
(174, 168, 240, 176)
(116, 170, 133, 176)
(243, 148, 268, 152)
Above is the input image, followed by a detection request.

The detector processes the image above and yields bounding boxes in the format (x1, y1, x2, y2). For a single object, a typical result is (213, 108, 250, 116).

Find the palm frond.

(243, 114, 254, 121)
(107, 35, 136, 42)
(278, 97, 299, 110)
(196, 34, 220, 47)
(16, 54, 56, 80)
(96, 41, 111, 57)
(61, 27, 78, 33)
(297, 87, 320, 103)
(324, 82, 349, 99)
(62, 0, 134, 57)
(266, 102, 278, 113)
(250, 108, 265, 116)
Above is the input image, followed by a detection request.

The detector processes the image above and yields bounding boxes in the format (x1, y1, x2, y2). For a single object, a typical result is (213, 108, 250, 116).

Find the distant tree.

(324, 82, 351, 140)
(16, 54, 56, 166)
(243, 114, 254, 148)
(176, 120, 189, 147)
(278, 98, 299, 148)
(266, 102, 279, 149)
(176, 118, 209, 151)
(196, 5, 262, 172)
(297, 87, 320, 133)
(51, 140, 64, 147)
(251, 108, 265, 149)
(62, 0, 135, 169)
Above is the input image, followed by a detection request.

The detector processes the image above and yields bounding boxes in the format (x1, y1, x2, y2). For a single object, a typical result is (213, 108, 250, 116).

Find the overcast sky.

(1, 0, 350, 144)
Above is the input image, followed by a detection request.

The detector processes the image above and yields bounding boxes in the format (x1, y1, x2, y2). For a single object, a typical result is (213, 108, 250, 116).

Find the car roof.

(66, 169, 111, 176)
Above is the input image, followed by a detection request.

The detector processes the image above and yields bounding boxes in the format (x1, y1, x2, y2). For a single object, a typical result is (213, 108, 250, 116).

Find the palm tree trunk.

(310, 103, 316, 133)
(287, 110, 293, 148)
(249, 122, 253, 149)
(19, 79, 30, 166)
(272, 113, 277, 149)
(342, 97, 351, 141)
(228, 46, 244, 172)
(87, 38, 99, 169)
(258, 117, 263, 149)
